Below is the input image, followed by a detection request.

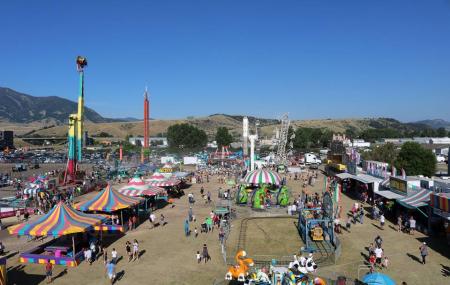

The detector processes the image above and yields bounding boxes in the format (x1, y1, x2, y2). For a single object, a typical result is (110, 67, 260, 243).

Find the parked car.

(12, 163, 27, 172)
(436, 155, 446, 163)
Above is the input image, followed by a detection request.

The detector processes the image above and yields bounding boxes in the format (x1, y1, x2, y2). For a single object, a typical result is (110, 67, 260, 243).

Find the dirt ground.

(1, 169, 449, 284)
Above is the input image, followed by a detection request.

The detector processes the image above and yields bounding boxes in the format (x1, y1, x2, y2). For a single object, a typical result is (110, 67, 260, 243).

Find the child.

(380, 214, 385, 230)
(346, 218, 351, 232)
(194, 227, 198, 238)
(382, 256, 390, 269)
(196, 251, 201, 264)
(369, 254, 376, 273)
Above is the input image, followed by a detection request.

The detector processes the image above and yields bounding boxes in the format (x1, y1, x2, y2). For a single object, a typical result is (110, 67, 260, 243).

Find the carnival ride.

(274, 113, 290, 166)
(297, 192, 336, 255)
(225, 250, 254, 281)
(237, 169, 289, 209)
(225, 252, 328, 284)
(64, 56, 88, 184)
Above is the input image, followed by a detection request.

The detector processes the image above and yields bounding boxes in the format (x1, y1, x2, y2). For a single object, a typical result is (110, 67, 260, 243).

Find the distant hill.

(0, 87, 443, 138)
(414, 119, 450, 130)
(13, 115, 437, 140)
(0, 87, 136, 124)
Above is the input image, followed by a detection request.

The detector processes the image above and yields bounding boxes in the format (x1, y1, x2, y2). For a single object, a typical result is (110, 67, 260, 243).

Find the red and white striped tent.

(147, 173, 166, 182)
(147, 179, 181, 187)
(118, 185, 166, 197)
(127, 176, 146, 187)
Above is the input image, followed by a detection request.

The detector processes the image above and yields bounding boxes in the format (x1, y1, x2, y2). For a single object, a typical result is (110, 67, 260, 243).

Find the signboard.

(390, 177, 407, 194)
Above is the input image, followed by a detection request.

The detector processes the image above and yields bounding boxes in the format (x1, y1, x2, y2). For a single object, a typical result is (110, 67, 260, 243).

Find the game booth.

(8, 202, 106, 267)
(237, 169, 289, 209)
(429, 192, 450, 245)
(74, 184, 144, 232)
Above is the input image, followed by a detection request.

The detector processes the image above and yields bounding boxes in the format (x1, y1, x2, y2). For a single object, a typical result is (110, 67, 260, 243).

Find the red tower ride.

(143, 87, 150, 161)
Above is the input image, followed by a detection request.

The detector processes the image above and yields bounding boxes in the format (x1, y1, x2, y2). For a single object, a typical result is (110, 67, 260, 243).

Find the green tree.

(167, 123, 207, 149)
(293, 127, 332, 150)
(395, 142, 436, 177)
(436, 127, 447, 137)
(364, 143, 398, 165)
(215, 127, 233, 147)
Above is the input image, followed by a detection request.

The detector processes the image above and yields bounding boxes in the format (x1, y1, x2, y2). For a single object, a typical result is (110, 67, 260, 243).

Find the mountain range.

(0, 87, 138, 124)
(1, 87, 449, 138)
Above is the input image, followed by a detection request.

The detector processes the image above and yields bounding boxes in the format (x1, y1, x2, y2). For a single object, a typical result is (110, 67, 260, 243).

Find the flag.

(401, 168, 406, 179)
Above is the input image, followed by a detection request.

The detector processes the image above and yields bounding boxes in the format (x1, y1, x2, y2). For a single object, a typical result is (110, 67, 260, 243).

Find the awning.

(375, 190, 405, 200)
(335, 173, 355, 180)
(118, 186, 166, 197)
(147, 179, 181, 187)
(381, 177, 390, 187)
(397, 189, 431, 209)
(356, 174, 383, 184)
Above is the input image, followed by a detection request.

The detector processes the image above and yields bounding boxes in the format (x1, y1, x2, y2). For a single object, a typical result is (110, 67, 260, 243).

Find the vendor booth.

(8, 202, 106, 267)
(429, 192, 450, 244)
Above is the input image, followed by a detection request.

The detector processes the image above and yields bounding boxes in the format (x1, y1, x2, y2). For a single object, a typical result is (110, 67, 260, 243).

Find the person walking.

(160, 214, 166, 226)
(149, 212, 156, 229)
(45, 260, 53, 284)
(375, 235, 383, 248)
(184, 219, 190, 236)
(359, 208, 364, 224)
(132, 215, 137, 230)
(374, 247, 383, 269)
(128, 218, 133, 231)
(111, 248, 118, 264)
(202, 244, 211, 263)
(196, 251, 202, 264)
(188, 207, 193, 222)
(102, 246, 108, 265)
(397, 216, 402, 232)
(409, 216, 416, 235)
(126, 241, 132, 262)
(84, 248, 92, 265)
(207, 191, 211, 204)
(133, 239, 139, 261)
(419, 242, 428, 264)
(105, 260, 116, 285)
(380, 214, 385, 230)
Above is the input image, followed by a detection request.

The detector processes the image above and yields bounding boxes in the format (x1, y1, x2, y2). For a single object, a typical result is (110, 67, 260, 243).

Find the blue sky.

(1, 0, 449, 121)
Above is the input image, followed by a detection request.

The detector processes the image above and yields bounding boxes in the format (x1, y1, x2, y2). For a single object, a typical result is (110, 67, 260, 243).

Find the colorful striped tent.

(243, 169, 282, 185)
(430, 192, 450, 213)
(8, 202, 105, 237)
(118, 185, 165, 197)
(75, 184, 142, 212)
